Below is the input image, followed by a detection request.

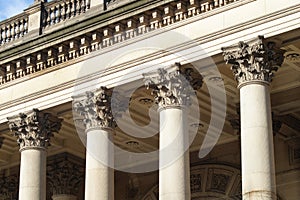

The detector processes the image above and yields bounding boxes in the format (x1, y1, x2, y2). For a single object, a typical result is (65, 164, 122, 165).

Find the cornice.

(0, 1, 299, 117)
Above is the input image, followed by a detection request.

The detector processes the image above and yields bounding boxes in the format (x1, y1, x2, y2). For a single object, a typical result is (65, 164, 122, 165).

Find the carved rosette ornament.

(7, 109, 62, 151)
(143, 63, 202, 109)
(222, 36, 285, 87)
(73, 86, 116, 131)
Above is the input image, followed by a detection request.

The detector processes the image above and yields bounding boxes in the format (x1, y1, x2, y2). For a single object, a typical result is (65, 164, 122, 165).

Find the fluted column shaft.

(222, 36, 285, 200)
(8, 109, 62, 200)
(73, 87, 116, 200)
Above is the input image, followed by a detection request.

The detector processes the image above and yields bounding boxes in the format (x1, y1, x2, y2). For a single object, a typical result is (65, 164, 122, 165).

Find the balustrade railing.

(0, 13, 28, 45)
(42, 0, 91, 28)
(0, 0, 244, 86)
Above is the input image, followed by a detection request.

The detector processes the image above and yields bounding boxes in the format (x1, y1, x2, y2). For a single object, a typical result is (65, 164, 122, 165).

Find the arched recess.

(141, 164, 242, 200)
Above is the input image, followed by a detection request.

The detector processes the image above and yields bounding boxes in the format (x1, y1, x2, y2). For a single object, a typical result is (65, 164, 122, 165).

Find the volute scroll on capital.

(143, 63, 203, 109)
(7, 109, 62, 151)
(221, 36, 285, 88)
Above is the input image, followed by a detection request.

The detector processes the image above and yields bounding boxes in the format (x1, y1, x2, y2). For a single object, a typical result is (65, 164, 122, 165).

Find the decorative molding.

(141, 164, 242, 200)
(0, 174, 19, 200)
(73, 86, 116, 131)
(287, 139, 300, 165)
(143, 63, 202, 109)
(7, 109, 62, 150)
(47, 155, 84, 197)
(0, 0, 248, 86)
(222, 36, 285, 87)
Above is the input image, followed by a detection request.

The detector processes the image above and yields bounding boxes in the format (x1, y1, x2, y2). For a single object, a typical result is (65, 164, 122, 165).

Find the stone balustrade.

(43, 0, 91, 29)
(0, 0, 242, 86)
(0, 13, 29, 45)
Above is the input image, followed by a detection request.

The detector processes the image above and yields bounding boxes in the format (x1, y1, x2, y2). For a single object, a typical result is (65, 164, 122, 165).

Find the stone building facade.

(0, 0, 299, 199)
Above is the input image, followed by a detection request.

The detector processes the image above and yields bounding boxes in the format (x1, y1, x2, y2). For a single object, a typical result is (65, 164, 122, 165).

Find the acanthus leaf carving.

(143, 63, 202, 108)
(222, 36, 285, 86)
(73, 86, 116, 131)
(7, 109, 62, 150)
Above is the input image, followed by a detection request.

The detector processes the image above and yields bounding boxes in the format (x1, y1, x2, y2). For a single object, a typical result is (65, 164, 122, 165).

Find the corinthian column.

(143, 63, 202, 200)
(73, 87, 115, 200)
(7, 109, 62, 200)
(222, 36, 285, 200)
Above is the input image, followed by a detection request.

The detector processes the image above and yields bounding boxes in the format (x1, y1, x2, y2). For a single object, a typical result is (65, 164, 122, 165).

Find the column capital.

(143, 63, 202, 109)
(73, 86, 116, 131)
(7, 109, 62, 151)
(222, 36, 285, 88)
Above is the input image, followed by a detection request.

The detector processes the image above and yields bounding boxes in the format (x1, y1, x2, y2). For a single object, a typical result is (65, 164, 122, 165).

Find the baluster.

(61, 3, 66, 21)
(50, 8, 56, 25)
(2, 26, 6, 43)
(11, 23, 16, 41)
(15, 21, 20, 39)
(72, 0, 76, 17)
(19, 21, 24, 37)
(66, 1, 71, 19)
(46, 9, 51, 27)
(24, 18, 28, 34)
(6, 25, 11, 42)
(81, 0, 86, 13)
(0, 28, 3, 45)
(214, 0, 219, 7)
(76, 0, 81, 15)
(86, 0, 91, 9)
(57, 5, 61, 23)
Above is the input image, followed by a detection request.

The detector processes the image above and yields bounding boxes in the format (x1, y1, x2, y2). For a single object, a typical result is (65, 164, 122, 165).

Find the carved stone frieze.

(47, 156, 84, 196)
(7, 109, 62, 150)
(143, 63, 202, 109)
(73, 86, 116, 131)
(222, 36, 285, 87)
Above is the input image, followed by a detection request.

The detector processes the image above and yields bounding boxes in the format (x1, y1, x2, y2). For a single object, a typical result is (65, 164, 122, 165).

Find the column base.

(52, 194, 77, 200)
(243, 190, 278, 200)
